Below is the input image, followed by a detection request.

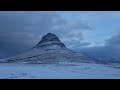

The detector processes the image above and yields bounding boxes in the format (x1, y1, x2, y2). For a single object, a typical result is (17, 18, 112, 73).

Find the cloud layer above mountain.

(0, 11, 92, 58)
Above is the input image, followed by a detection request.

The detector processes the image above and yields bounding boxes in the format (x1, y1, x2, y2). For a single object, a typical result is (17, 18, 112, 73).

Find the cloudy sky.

(0, 11, 120, 60)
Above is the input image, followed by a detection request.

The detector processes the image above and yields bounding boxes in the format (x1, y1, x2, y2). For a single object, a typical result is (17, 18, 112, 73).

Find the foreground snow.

(0, 62, 120, 79)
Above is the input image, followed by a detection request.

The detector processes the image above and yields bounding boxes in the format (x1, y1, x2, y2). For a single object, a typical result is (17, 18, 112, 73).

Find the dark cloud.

(77, 32, 120, 62)
(0, 11, 92, 58)
(105, 32, 120, 47)
(0, 32, 36, 58)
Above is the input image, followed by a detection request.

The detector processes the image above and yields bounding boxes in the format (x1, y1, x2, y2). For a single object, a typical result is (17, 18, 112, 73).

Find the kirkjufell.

(0, 33, 103, 64)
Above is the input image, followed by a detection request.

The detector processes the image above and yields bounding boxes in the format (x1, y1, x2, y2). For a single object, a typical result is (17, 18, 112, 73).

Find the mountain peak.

(35, 33, 66, 48)
(47, 33, 55, 35)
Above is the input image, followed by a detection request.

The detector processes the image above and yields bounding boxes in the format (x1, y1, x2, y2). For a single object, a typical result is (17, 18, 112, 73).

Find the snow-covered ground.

(0, 62, 120, 79)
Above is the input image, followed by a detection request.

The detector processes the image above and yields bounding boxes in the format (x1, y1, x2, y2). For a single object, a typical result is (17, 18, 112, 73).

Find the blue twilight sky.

(0, 11, 120, 60)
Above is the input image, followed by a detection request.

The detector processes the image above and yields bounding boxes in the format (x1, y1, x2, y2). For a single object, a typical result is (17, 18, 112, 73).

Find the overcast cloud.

(0, 11, 92, 58)
(77, 32, 120, 62)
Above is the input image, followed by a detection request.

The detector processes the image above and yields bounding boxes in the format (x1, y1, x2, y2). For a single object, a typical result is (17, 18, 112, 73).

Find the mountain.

(35, 33, 66, 49)
(0, 33, 104, 64)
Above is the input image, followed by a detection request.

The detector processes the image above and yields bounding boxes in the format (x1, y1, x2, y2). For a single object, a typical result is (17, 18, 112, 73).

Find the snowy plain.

(0, 62, 120, 79)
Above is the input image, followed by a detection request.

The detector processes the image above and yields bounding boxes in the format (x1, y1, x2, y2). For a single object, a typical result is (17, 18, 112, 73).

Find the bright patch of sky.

(58, 11, 120, 47)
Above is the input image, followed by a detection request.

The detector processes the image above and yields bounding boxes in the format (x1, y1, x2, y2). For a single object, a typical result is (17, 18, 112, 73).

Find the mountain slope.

(0, 33, 104, 64)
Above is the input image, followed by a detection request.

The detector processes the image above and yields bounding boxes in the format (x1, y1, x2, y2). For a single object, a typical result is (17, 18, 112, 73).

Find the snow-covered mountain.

(0, 33, 104, 64)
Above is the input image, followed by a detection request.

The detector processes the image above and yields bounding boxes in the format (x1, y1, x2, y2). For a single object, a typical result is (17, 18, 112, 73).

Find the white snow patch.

(0, 62, 120, 79)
